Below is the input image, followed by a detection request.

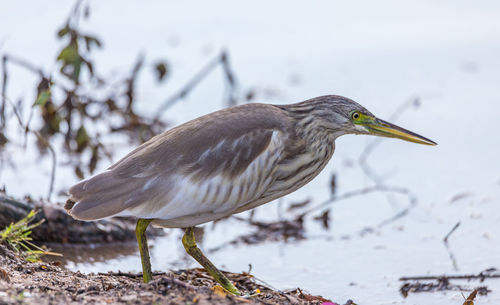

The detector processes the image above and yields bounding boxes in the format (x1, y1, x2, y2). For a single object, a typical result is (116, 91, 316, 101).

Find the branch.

(359, 97, 421, 184)
(344, 96, 422, 230)
(154, 50, 238, 118)
(33, 132, 57, 201)
(98, 271, 167, 278)
(5, 97, 24, 128)
(302, 185, 413, 215)
(443, 221, 461, 271)
(376, 193, 416, 228)
(220, 51, 239, 106)
(1, 54, 45, 129)
(2, 54, 44, 77)
(444, 221, 460, 243)
(400, 268, 500, 281)
(1, 56, 7, 127)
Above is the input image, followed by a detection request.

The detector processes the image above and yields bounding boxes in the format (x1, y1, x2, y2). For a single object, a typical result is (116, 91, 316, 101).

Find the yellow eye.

(351, 112, 361, 120)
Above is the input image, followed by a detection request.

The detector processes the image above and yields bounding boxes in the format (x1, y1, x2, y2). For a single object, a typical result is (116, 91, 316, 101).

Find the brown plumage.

(67, 102, 288, 223)
(65, 95, 434, 227)
(65, 94, 436, 293)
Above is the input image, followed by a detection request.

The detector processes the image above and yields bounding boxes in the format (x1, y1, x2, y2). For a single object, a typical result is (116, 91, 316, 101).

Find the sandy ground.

(0, 244, 352, 305)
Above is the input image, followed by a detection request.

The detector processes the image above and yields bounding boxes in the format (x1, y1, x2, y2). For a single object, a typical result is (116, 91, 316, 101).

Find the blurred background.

(1, 1, 499, 304)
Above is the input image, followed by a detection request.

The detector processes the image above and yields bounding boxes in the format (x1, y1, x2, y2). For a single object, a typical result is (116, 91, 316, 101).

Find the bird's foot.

(214, 282, 242, 296)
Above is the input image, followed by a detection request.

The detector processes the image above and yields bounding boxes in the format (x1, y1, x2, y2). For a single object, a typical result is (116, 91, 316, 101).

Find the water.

(1, 1, 500, 303)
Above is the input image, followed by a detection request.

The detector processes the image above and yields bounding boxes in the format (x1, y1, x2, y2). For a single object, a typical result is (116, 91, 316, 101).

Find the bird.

(64, 95, 436, 295)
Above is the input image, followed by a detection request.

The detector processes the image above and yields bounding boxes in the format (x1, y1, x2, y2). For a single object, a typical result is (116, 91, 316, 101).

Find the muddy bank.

(0, 193, 163, 244)
(0, 245, 351, 305)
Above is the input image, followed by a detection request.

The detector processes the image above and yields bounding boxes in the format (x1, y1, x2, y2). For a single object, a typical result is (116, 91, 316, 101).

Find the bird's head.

(297, 95, 437, 145)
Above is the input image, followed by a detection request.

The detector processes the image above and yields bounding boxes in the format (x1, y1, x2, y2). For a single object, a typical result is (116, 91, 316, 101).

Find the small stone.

(0, 268, 10, 283)
(120, 294, 137, 301)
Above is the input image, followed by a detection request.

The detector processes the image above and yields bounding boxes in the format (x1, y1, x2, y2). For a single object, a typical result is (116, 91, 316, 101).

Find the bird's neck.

(277, 103, 340, 160)
(267, 115, 336, 197)
(294, 116, 338, 152)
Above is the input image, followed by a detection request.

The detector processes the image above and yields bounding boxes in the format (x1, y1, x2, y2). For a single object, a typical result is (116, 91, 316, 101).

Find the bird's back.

(66, 103, 309, 226)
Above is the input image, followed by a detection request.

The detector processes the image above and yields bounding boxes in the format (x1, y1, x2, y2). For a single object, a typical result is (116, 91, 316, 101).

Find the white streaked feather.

(118, 130, 285, 225)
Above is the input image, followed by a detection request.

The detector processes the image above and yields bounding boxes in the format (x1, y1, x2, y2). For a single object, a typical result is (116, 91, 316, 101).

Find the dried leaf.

(0, 268, 10, 283)
(89, 145, 99, 173)
(40, 101, 61, 134)
(330, 173, 337, 194)
(74, 166, 84, 180)
(245, 89, 255, 101)
(463, 289, 478, 305)
(296, 288, 332, 302)
(154, 61, 168, 82)
(83, 4, 91, 19)
(313, 209, 330, 229)
(0, 133, 8, 148)
(83, 59, 94, 76)
(287, 199, 311, 211)
(105, 99, 117, 111)
(211, 285, 227, 297)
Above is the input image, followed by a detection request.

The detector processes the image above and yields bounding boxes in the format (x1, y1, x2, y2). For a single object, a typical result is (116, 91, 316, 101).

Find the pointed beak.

(364, 118, 437, 145)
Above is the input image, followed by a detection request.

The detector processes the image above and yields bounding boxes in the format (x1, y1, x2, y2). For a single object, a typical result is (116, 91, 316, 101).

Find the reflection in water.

(192, 227, 205, 244)
(44, 228, 208, 271)
(45, 242, 139, 266)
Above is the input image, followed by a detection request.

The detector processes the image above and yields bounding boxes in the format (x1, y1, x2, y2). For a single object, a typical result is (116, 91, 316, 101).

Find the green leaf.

(34, 89, 51, 107)
(57, 43, 83, 83)
(48, 114, 62, 134)
(57, 45, 80, 67)
(57, 26, 70, 38)
(0, 210, 59, 262)
(75, 125, 89, 152)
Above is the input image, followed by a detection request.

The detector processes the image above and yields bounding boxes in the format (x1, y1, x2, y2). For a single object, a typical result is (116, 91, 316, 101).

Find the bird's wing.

(67, 103, 293, 221)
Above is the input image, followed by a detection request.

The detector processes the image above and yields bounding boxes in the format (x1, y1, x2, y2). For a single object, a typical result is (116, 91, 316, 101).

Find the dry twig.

(155, 50, 239, 117)
(443, 221, 461, 271)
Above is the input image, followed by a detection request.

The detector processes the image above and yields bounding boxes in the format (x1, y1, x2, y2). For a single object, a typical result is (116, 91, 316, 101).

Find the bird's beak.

(363, 118, 437, 145)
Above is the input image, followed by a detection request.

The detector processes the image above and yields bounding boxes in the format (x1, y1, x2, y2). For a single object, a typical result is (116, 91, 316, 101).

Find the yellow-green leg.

(136, 218, 153, 283)
(182, 227, 241, 295)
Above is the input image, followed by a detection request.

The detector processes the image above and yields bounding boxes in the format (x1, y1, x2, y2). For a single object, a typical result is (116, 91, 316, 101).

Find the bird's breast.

(264, 140, 335, 197)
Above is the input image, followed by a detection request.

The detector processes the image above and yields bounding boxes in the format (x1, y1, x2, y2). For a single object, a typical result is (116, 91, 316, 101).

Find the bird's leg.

(182, 227, 241, 295)
(136, 218, 153, 283)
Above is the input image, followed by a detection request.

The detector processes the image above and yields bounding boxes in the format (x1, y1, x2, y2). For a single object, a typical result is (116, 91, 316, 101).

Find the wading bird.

(65, 95, 436, 295)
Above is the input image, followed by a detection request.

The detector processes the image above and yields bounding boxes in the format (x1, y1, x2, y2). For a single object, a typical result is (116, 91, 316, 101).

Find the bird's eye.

(351, 112, 361, 120)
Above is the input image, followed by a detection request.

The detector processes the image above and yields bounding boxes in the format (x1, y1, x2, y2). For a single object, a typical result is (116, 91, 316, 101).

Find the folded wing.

(66, 104, 292, 223)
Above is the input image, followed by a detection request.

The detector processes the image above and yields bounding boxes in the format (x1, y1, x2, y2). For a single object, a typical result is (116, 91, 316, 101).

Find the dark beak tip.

(416, 138, 437, 146)
(424, 138, 438, 146)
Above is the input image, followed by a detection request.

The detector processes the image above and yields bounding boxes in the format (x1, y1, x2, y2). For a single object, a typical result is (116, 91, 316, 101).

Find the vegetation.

(0, 1, 168, 200)
(0, 210, 60, 262)
(0, 1, 242, 201)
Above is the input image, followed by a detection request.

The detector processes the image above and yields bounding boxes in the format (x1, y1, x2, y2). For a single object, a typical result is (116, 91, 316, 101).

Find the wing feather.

(66, 103, 293, 221)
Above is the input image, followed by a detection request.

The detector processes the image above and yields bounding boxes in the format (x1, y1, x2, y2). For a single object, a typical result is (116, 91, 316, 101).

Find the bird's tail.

(65, 170, 136, 220)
